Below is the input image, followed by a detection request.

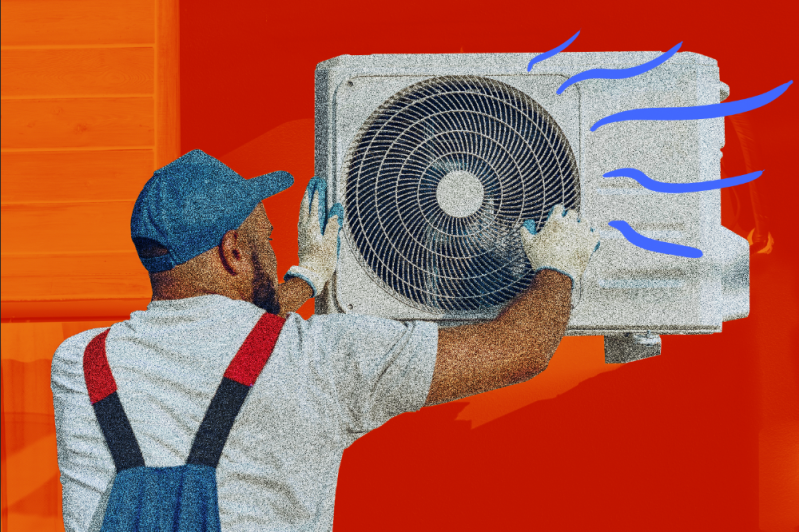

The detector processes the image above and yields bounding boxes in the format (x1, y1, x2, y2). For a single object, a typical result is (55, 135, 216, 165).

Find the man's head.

(131, 150, 292, 313)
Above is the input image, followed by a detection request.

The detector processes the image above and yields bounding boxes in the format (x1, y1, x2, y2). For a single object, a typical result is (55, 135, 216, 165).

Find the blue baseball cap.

(131, 149, 294, 273)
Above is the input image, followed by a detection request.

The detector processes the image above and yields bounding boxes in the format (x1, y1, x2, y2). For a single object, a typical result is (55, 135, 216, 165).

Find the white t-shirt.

(51, 295, 438, 532)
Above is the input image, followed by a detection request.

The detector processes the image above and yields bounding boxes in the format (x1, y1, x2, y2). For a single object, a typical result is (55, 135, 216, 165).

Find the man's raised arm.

(425, 205, 599, 407)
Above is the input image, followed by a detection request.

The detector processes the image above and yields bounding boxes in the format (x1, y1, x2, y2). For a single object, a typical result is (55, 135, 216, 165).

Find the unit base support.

(604, 333, 661, 364)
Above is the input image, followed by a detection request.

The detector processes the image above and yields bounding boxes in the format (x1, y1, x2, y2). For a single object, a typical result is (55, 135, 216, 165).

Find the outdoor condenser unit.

(314, 52, 749, 363)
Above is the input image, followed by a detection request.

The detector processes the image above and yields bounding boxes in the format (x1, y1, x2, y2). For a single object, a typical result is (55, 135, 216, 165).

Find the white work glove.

(284, 177, 343, 297)
(520, 204, 599, 301)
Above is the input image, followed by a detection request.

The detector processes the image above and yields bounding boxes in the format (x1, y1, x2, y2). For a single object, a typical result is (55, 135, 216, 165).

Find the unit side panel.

(573, 62, 723, 331)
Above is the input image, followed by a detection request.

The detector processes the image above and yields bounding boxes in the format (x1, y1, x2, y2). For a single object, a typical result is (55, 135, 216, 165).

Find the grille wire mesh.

(343, 76, 580, 313)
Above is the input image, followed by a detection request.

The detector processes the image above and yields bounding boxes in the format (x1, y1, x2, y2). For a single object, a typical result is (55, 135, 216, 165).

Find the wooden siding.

(1, 0, 179, 321)
(1, 0, 155, 47)
(1, 150, 154, 203)
(1, 47, 154, 97)
(155, 0, 180, 167)
(2, 201, 137, 255)
(1, 97, 155, 149)
(2, 251, 148, 301)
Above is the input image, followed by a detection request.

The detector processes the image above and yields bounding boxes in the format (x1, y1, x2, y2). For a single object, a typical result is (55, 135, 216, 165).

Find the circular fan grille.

(343, 76, 580, 313)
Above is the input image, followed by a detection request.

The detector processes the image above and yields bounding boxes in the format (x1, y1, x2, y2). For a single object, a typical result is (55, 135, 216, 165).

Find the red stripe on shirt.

(83, 329, 117, 404)
(223, 313, 286, 387)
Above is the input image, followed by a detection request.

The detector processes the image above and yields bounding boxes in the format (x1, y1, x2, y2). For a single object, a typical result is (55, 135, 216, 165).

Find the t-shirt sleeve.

(51, 328, 117, 532)
(305, 314, 438, 440)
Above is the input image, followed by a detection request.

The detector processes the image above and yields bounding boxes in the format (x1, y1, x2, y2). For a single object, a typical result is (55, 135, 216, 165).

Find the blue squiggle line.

(527, 31, 580, 71)
(591, 81, 793, 131)
(608, 220, 703, 258)
(557, 42, 682, 95)
(604, 168, 763, 193)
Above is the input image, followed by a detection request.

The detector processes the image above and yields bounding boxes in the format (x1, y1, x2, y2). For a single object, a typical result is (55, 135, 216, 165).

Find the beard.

(251, 250, 281, 315)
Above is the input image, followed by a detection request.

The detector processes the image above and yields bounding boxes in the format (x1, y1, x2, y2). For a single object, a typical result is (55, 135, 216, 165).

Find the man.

(52, 149, 598, 531)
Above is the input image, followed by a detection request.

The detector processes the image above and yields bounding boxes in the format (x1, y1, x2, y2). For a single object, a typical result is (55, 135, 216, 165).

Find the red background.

(5, 0, 795, 530)
(179, 1, 798, 531)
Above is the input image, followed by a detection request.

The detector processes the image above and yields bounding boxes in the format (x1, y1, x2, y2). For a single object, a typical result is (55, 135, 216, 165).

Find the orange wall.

(1, 0, 179, 320)
(1, 0, 179, 529)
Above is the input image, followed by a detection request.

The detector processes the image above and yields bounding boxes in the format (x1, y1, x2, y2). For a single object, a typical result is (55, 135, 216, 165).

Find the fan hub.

(436, 170, 484, 218)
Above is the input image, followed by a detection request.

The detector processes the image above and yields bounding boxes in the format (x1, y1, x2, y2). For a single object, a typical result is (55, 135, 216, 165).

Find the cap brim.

(251, 170, 294, 200)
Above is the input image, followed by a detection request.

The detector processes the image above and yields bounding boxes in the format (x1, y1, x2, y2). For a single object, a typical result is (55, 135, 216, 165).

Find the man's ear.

(218, 229, 248, 275)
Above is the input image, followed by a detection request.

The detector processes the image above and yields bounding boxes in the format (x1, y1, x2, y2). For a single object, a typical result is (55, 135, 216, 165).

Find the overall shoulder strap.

(83, 329, 146, 471)
(187, 313, 286, 468)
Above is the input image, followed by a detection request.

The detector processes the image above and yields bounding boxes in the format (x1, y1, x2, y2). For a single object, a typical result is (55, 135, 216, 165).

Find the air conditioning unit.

(313, 52, 749, 363)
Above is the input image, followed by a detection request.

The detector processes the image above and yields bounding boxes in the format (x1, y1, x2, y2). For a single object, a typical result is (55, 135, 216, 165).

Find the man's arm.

(424, 205, 599, 407)
(425, 270, 571, 406)
(276, 276, 314, 317)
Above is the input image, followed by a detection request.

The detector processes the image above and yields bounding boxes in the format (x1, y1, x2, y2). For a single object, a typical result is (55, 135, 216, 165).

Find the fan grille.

(343, 76, 580, 313)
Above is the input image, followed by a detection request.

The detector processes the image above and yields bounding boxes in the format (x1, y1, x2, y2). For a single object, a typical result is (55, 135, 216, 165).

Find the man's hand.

(520, 204, 599, 298)
(284, 176, 344, 297)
